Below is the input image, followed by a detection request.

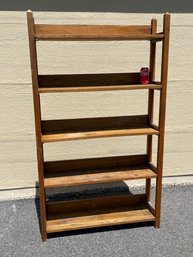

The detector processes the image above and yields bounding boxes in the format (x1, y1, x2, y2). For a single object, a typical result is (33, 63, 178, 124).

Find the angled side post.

(155, 12, 170, 228)
(26, 10, 47, 241)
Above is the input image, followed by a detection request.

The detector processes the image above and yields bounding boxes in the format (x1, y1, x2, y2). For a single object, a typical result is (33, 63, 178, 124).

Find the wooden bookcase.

(27, 11, 170, 241)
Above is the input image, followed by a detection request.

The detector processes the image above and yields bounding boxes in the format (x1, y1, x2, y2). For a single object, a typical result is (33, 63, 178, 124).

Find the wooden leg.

(42, 233, 47, 242)
(155, 171, 163, 227)
(155, 135, 164, 229)
(39, 185, 47, 241)
(154, 177, 162, 228)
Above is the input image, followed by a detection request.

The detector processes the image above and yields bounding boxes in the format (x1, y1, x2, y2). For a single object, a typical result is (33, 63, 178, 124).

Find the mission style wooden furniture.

(27, 10, 170, 241)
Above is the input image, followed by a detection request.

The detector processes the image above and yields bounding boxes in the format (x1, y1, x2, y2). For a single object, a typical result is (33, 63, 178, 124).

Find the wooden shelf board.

(39, 84, 162, 93)
(41, 114, 159, 143)
(38, 73, 162, 93)
(44, 154, 157, 188)
(34, 24, 164, 41)
(44, 167, 156, 188)
(42, 127, 159, 143)
(46, 194, 155, 233)
(47, 207, 155, 233)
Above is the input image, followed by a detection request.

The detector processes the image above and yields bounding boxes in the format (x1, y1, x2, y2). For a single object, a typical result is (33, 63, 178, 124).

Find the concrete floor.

(0, 184, 193, 257)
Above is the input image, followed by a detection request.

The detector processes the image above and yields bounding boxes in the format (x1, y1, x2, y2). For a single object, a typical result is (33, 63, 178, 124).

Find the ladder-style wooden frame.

(27, 10, 170, 241)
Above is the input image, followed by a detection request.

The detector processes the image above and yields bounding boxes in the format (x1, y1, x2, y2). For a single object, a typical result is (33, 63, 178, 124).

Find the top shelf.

(34, 24, 164, 41)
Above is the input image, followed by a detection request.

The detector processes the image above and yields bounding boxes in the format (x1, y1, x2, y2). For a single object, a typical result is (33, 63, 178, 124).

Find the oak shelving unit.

(27, 11, 170, 241)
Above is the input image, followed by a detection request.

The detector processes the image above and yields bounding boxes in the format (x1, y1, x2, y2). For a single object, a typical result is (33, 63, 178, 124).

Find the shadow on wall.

(1, 0, 193, 13)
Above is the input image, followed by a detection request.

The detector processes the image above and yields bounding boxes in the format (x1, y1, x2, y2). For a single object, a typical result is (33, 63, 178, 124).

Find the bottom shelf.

(46, 194, 155, 233)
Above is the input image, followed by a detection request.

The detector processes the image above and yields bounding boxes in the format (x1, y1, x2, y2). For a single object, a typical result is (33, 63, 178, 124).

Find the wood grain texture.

(26, 10, 47, 241)
(38, 72, 162, 93)
(39, 84, 162, 93)
(34, 24, 164, 41)
(47, 207, 155, 233)
(46, 194, 155, 233)
(41, 115, 159, 143)
(44, 154, 156, 188)
(44, 168, 157, 188)
(42, 127, 159, 143)
(155, 13, 170, 228)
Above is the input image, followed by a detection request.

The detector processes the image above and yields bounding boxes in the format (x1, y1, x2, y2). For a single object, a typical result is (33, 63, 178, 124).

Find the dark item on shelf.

(140, 67, 149, 84)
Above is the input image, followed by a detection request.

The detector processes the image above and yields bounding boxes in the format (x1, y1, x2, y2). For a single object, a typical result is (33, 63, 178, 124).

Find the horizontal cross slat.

(42, 115, 149, 133)
(39, 73, 142, 88)
(39, 84, 162, 93)
(42, 128, 159, 143)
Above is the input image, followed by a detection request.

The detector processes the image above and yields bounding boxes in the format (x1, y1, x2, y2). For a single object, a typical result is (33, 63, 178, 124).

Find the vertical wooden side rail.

(27, 10, 47, 240)
(146, 18, 157, 202)
(155, 13, 170, 228)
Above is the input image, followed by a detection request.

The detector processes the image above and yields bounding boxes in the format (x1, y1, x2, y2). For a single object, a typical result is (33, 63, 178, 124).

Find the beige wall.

(0, 12, 193, 190)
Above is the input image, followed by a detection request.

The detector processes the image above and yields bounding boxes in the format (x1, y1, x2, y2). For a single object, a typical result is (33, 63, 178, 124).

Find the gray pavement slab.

(0, 184, 193, 257)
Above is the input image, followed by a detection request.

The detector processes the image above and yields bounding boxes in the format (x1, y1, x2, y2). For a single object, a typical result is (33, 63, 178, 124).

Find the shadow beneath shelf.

(45, 181, 134, 202)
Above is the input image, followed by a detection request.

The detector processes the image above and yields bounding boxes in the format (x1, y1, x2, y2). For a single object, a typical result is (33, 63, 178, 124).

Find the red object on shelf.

(140, 67, 149, 84)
